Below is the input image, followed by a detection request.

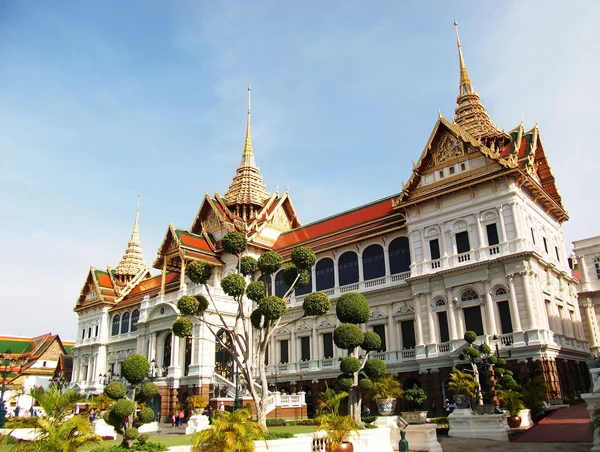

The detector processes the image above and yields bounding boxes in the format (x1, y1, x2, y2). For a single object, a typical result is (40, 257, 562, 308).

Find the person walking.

(206, 405, 213, 424)
(177, 409, 185, 428)
(171, 412, 176, 427)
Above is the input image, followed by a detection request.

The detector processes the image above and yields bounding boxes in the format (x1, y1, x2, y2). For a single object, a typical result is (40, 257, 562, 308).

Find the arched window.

(495, 288, 507, 297)
(275, 270, 289, 298)
(111, 315, 120, 336)
(338, 251, 359, 286)
(461, 289, 479, 302)
(389, 237, 411, 274)
(258, 274, 272, 296)
(121, 312, 130, 334)
(163, 333, 172, 368)
(435, 299, 447, 307)
(362, 244, 385, 281)
(316, 258, 335, 291)
(295, 269, 313, 296)
(214, 330, 233, 381)
(461, 289, 483, 336)
(130, 309, 140, 332)
(184, 337, 192, 376)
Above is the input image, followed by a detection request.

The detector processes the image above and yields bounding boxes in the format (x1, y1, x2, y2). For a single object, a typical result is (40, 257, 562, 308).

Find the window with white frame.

(461, 289, 483, 335)
(595, 257, 600, 279)
(494, 287, 512, 334)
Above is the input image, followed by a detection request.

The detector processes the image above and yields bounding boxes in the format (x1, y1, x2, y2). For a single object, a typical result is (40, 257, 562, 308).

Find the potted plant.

(447, 368, 477, 409)
(317, 413, 359, 452)
(187, 395, 207, 415)
(192, 408, 265, 452)
(498, 390, 525, 428)
(371, 374, 403, 416)
(401, 386, 428, 424)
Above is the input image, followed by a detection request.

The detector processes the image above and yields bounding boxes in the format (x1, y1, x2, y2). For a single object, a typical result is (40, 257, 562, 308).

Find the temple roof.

(115, 196, 148, 278)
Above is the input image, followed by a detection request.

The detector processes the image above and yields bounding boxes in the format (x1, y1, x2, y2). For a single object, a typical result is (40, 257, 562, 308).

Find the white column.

(510, 202, 522, 238)
(311, 326, 318, 361)
(484, 281, 497, 336)
(383, 245, 390, 277)
(440, 224, 448, 257)
(533, 273, 551, 331)
(498, 206, 507, 242)
(191, 325, 198, 365)
(446, 288, 458, 341)
(521, 273, 538, 329)
(387, 306, 396, 350)
(507, 276, 523, 332)
(290, 328, 297, 363)
(578, 256, 590, 284)
(476, 213, 485, 249)
(357, 252, 364, 283)
(426, 293, 437, 344)
(584, 301, 598, 347)
(414, 295, 424, 346)
(333, 258, 340, 288)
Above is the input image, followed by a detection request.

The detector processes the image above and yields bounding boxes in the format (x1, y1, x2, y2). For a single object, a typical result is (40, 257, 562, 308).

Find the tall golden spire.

(115, 195, 148, 281)
(224, 87, 271, 218)
(453, 21, 504, 140)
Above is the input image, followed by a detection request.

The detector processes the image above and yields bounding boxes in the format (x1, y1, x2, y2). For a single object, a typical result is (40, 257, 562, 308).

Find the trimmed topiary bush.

(260, 296, 287, 321)
(186, 261, 213, 285)
(195, 295, 209, 313)
(246, 281, 266, 302)
(172, 317, 194, 338)
(333, 323, 364, 350)
(302, 292, 331, 317)
(464, 331, 477, 344)
(336, 292, 370, 324)
(363, 358, 386, 379)
(240, 256, 258, 276)
(337, 374, 354, 391)
(221, 273, 246, 297)
(105, 381, 127, 400)
(291, 246, 316, 270)
(258, 251, 282, 275)
(361, 331, 382, 352)
(283, 264, 310, 288)
(113, 399, 135, 418)
(221, 231, 247, 255)
(358, 378, 374, 392)
(340, 357, 361, 374)
(137, 407, 155, 424)
(177, 295, 199, 316)
(250, 308, 264, 329)
(137, 382, 159, 402)
(138, 434, 150, 445)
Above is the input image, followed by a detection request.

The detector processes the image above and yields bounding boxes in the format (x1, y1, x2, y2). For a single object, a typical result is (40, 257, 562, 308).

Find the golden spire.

(452, 21, 505, 140)
(115, 195, 147, 280)
(224, 87, 271, 216)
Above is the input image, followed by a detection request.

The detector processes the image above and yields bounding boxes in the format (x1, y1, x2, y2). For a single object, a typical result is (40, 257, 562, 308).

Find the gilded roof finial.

(241, 85, 256, 167)
(454, 20, 473, 96)
(115, 195, 147, 278)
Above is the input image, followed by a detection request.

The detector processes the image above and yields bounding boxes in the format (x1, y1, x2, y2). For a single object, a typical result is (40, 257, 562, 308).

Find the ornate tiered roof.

(115, 196, 148, 280)
(223, 86, 271, 218)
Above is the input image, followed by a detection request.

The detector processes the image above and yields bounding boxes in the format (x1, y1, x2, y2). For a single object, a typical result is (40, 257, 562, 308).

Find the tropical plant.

(172, 232, 332, 428)
(316, 385, 348, 416)
(447, 368, 478, 405)
(191, 408, 266, 452)
(11, 387, 101, 452)
(317, 413, 359, 450)
(402, 387, 427, 411)
(187, 395, 207, 412)
(497, 390, 525, 417)
(371, 374, 403, 400)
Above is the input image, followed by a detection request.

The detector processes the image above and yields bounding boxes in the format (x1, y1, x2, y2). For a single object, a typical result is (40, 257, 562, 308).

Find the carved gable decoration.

(270, 205, 292, 232)
(317, 319, 335, 330)
(369, 310, 387, 321)
(394, 305, 415, 317)
(435, 133, 464, 165)
(297, 323, 312, 333)
(276, 327, 291, 336)
(203, 210, 222, 234)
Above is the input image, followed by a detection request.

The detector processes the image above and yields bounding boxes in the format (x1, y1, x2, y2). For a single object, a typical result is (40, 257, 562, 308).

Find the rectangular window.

(429, 239, 441, 260)
(486, 223, 500, 246)
(438, 311, 450, 343)
(279, 340, 289, 364)
(81, 329, 85, 340)
(595, 259, 600, 279)
(265, 345, 269, 365)
(400, 320, 416, 349)
(372, 324, 387, 352)
(460, 163, 466, 171)
(531, 228, 536, 244)
(449, 166, 455, 175)
(438, 170, 444, 178)
(323, 333, 334, 359)
(497, 301, 513, 334)
(543, 237, 548, 253)
(95, 325, 99, 337)
(455, 231, 470, 254)
(464, 306, 484, 335)
(88, 327, 92, 339)
(301, 337, 310, 361)
(555, 246, 560, 261)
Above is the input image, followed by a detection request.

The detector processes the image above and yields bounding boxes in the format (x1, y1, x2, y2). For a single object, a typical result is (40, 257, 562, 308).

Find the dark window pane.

(131, 310, 140, 332)
(373, 324, 386, 352)
(464, 306, 484, 336)
(265, 345, 269, 365)
(323, 333, 333, 359)
(111, 315, 120, 336)
(429, 239, 441, 260)
(275, 271, 289, 298)
(497, 301, 513, 334)
(456, 231, 470, 254)
(486, 223, 499, 246)
(259, 274, 272, 296)
(543, 237, 548, 253)
(184, 338, 192, 376)
(531, 228, 535, 244)
(280, 340, 289, 364)
(438, 311, 450, 343)
(338, 252, 359, 286)
(401, 320, 416, 349)
(316, 258, 335, 290)
(88, 327, 92, 339)
(121, 312, 130, 334)
(389, 237, 411, 274)
(555, 246, 560, 261)
(301, 337, 310, 361)
(362, 244, 385, 281)
(82, 329, 85, 340)
(95, 325, 99, 337)
(295, 270, 313, 296)
(163, 333, 172, 368)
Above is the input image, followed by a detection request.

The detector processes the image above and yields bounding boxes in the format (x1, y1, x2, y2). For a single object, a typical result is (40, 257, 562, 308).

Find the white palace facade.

(71, 32, 591, 418)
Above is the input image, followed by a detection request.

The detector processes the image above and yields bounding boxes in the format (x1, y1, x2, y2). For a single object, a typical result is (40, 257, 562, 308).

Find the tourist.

(177, 409, 185, 428)
(206, 405, 213, 424)
(171, 412, 176, 427)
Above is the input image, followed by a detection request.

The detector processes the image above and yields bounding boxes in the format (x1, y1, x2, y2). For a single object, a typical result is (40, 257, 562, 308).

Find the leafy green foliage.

(403, 387, 427, 407)
(240, 256, 258, 276)
(137, 407, 155, 424)
(283, 264, 310, 288)
(316, 413, 359, 449)
(221, 231, 248, 255)
(172, 317, 194, 337)
(259, 296, 287, 320)
(195, 295, 209, 313)
(138, 434, 150, 445)
(363, 359, 386, 379)
(177, 295, 200, 316)
(246, 281, 266, 302)
(447, 368, 477, 399)
(337, 374, 354, 391)
(138, 382, 159, 402)
(250, 308, 264, 329)
(122, 354, 151, 385)
(221, 273, 247, 297)
(361, 331, 382, 352)
(191, 408, 266, 452)
(316, 385, 348, 416)
(497, 390, 525, 417)
(302, 292, 331, 316)
(257, 251, 282, 275)
(336, 292, 370, 324)
(124, 427, 139, 441)
(464, 331, 477, 344)
(358, 378, 374, 392)
(113, 399, 135, 418)
(105, 381, 127, 400)
(333, 323, 364, 350)
(290, 246, 316, 270)
(186, 261, 213, 285)
(261, 432, 294, 440)
(340, 357, 361, 374)
(371, 374, 402, 399)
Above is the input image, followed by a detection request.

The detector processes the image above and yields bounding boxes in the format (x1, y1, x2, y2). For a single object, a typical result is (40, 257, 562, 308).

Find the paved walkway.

(513, 404, 592, 442)
(439, 437, 593, 452)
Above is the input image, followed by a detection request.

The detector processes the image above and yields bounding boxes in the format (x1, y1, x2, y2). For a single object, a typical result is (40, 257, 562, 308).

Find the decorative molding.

(317, 319, 335, 330)
(394, 305, 415, 317)
(297, 323, 312, 332)
(369, 310, 387, 321)
(276, 327, 290, 336)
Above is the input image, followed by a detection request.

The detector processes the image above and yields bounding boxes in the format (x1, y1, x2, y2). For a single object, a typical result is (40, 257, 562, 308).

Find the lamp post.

(0, 349, 27, 428)
(492, 335, 512, 358)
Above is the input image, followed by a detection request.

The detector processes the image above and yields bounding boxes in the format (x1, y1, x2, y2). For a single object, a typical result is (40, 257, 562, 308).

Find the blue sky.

(1, 1, 598, 340)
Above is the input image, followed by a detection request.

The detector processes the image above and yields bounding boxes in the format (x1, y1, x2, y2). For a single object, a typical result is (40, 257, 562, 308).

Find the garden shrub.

(221, 273, 246, 297)
(104, 381, 127, 400)
(361, 416, 376, 424)
(257, 251, 282, 274)
(246, 281, 266, 302)
(240, 256, 258, 276)
(302, 292, 331, 316)
(335, 292, 370, 324)
(290, 246, 316, 270)
(122, 354, 150, 385)
(221, 231, 247, 255)
(172, 317, 194, 337)
(333, 324, 364, 350)
(186, 261, 213, 285)
(265, 418, 286, 426)
(177, 295, 199, 316)
(263, 432, 294, 440)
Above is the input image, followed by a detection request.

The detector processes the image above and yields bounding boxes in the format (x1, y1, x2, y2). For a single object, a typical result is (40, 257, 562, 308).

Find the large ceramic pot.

(401, 410, 428, 424)
(453, 394, 469, 409)
(326, 441, 354, 452)
(507, 416, 522, 428)
(376, 398, 397, 416)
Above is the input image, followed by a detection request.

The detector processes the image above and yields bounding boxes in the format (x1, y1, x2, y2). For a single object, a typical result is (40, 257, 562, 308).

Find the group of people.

(171, 409, 186, 428)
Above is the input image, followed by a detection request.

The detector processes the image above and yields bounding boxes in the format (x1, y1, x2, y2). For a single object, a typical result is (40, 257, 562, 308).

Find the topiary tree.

(171, 231, 331, 428)
(331, 292, 386, 424)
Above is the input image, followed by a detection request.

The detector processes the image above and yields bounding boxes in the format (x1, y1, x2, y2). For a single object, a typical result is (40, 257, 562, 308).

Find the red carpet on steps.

(513, 404, 592, 442)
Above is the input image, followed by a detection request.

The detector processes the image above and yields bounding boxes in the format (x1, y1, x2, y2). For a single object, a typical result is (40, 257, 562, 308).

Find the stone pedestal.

(581, 367, 600, 451)
(349, 426, 394, 452)
(185, 414, 210, 435)
(138, 421, 159, 434)
(374, 415, 442, 452)
(92, 419, 117, 440)
(448, 408, 508, 441)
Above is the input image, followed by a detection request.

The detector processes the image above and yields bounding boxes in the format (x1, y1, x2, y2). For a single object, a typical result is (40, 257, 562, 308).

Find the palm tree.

(11, 386, 100, 452)
(316, 385, 348, 416)
(191, 408, 266, 452)
(447, 369, 477, 406)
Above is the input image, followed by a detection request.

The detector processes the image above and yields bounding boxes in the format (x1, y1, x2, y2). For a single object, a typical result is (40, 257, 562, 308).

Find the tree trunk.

(471, 362, 483, 406)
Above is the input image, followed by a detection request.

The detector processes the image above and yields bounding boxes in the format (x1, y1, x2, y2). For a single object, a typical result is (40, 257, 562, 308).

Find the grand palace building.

(71, 30, 591, 418)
